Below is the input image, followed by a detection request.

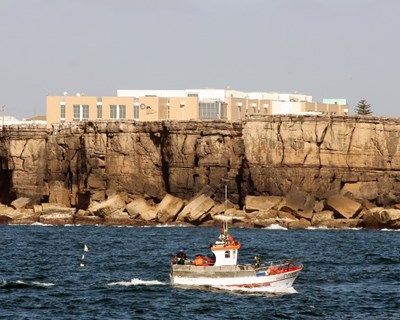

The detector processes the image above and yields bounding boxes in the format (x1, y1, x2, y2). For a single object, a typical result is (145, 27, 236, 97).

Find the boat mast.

(224, 184, 228, 232)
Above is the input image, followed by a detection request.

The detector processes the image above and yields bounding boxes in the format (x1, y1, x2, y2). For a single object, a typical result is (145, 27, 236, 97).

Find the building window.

(82, 105, 89, 120)
(97, 105, 102, 119)
(119, 105, 126, 119)
(110, 105, 117, 119)
(60, 105, 66, 120)
(199, 101, 226, 120)
(110, 105, 126, 119)
(73, 104, 89, 121)
(73, 105, 80, 121)
(134, 104, 139, 120)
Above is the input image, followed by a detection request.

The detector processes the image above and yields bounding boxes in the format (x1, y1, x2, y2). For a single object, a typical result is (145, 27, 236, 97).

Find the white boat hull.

(170, 264, 302, 289)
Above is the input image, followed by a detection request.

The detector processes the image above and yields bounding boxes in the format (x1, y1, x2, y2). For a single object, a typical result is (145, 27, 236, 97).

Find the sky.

(1, 0, 399, 119)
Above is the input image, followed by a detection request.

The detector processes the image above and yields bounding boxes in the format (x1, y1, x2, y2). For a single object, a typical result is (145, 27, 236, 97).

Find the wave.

(31, 222, 52, 227)
(107, 278, 165, 287)
(381, 228, 400, 232)
(263, 224, 288, 230)
(201, 284, 298, 296)
(306, 226, 362, 231)
(155, 224, 190, 228)
(0, 280, 55, 289)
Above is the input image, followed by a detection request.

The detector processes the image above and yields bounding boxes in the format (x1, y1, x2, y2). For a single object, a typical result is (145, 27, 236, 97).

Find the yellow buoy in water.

(80, 244, 89, 267)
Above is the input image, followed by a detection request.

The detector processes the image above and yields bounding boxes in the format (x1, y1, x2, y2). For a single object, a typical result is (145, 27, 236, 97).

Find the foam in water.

(263, 224, 288, 230)
(155, 224, 189, 228)
(0, 280, 55, 288)
(208, 284, 298, 296)
(31, 222, 51, 227)
(16, 280, 55, 287)
(31, 281, 55, 287)
(306, 226, 362, 231)
(108, 278, 165, 287)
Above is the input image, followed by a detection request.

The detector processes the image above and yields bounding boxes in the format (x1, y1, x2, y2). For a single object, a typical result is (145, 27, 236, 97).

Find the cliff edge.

(1, 116, 400, 228)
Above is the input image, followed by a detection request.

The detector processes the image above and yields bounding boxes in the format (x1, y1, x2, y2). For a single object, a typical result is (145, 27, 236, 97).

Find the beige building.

(46, 89, 349, 127)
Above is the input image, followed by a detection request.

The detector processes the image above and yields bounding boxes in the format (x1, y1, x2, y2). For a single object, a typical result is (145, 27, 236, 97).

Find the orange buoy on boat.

(194, 255, 204, 266)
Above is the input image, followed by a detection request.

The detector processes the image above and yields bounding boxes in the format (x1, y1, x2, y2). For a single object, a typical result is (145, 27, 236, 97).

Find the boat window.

(225, 251, 230, 258)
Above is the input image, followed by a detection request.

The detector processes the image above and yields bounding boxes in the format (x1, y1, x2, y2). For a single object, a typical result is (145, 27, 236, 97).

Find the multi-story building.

(46, 89, 349, 127)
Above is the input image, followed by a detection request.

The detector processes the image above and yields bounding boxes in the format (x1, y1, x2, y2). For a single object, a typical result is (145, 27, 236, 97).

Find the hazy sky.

(1, 0, 399, 119)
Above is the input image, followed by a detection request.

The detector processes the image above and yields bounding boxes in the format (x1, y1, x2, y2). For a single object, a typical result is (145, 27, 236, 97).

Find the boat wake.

(0, 280, 55, 289)
(107, 278, 165, 287)
(175, 284, 298, 297)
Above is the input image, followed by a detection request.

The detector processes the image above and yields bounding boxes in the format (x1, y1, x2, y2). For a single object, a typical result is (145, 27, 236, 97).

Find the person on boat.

(218, 228, 227, 242)
(254, 255, 262, 268)
(227, 233, 236, 245)
(173, 250, 188, 265)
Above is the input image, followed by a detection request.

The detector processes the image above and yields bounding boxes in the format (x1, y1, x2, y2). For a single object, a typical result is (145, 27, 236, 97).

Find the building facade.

(46, 89, 349, 127)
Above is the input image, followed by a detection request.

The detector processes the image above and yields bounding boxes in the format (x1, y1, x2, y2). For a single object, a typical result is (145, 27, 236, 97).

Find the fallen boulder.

(126, 198, 157, 221)
(283, 189, 314, 215)
(315, 219, 361, 229)
(40, 212, 74, 225)
(104, 210, 134, 226)
(176, 194, 215, 223)
(156, 194, 185, 223)
(11, 197, 33, 210)
(362, 208, 400, 229)
(0, 215, 13, 224)
(75, 215, 103, 225)
(287, 218, 311, 229)
(311, 211, 335, 226)
(88, 195, 126, 217)
(41, 203, 76, 215)
(326, 194, 362, 219)
(245, 195, 283, 212)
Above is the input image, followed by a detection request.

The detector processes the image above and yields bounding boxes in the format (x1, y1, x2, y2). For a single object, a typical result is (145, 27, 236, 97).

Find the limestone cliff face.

(1, 116, 400, 208)
(242, 116, 400, 206)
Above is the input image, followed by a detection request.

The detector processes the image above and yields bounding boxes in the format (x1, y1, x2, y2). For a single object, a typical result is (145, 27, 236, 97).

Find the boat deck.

(170, 264, 256, 278)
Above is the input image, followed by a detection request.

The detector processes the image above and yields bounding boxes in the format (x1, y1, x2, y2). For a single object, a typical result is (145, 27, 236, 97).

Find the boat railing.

(266, 257, 303, 266)
(255, 257, 303, 270)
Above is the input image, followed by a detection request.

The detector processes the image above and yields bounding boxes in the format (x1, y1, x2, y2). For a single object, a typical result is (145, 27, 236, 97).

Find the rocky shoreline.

(1, 188, 399, 229)
(2, 117, 400, 230)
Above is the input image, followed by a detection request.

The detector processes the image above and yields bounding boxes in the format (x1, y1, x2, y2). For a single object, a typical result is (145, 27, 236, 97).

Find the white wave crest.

(108, 278, 165, 287)
(32, 281, 55, 287)
(263, 224, 288, 230)
(15, 280, 55, 287)
(31, 222, 51, 227)
(381, 228, 400, 232)
(155, 224, 189, 228)
(306, 226, 362, 231)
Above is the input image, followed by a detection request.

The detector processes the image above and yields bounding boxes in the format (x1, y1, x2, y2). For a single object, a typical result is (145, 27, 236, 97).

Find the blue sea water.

(0, 224, 399, 319)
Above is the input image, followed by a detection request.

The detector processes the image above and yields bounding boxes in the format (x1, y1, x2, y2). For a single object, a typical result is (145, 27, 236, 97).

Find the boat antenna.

(224, 184, 228, 233)
(225, 184, 227, 211)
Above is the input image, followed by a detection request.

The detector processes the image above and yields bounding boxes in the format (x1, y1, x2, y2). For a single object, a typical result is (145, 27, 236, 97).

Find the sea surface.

(0, 224, 399, 319)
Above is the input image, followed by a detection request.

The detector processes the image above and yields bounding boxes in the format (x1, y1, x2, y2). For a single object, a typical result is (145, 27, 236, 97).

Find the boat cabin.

(210, 228, 241, 266)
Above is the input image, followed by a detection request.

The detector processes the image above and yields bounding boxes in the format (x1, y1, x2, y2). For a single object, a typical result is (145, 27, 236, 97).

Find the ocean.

(0, 224, 399, 319)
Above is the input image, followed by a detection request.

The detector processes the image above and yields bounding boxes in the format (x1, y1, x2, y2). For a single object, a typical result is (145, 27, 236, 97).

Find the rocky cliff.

(1, 116, 400, 228)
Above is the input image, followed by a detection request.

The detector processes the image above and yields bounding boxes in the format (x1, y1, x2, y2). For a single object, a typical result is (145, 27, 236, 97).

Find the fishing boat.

(170, 222, 303, 290)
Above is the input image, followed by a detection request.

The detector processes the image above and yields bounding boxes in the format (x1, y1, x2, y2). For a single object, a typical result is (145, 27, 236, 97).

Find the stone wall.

(1, 116, 400, 209)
